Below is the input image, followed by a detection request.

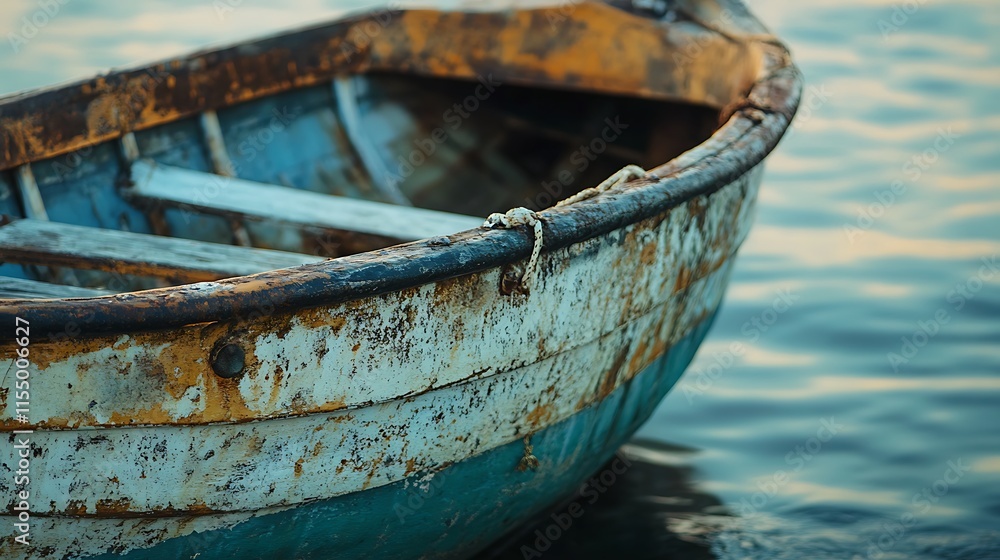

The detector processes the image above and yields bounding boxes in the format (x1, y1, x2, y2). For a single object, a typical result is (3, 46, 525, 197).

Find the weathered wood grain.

(0, 276, 111, 299)
(127, 160, 484, 243)
(0, 219, 324, 283)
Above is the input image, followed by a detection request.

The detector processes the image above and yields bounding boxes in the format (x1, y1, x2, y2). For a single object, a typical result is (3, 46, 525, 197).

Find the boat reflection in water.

(482, 440, 729, 560)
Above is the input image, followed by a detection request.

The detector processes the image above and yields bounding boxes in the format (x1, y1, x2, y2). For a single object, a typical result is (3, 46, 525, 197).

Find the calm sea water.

(2, 1, 998, 559)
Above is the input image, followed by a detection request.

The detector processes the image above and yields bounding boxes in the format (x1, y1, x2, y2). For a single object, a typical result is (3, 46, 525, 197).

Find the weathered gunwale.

(0, 0, 800, 342)
(0, 164, 761, 431)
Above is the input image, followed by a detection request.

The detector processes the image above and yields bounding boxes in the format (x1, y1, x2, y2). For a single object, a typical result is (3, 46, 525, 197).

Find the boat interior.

(0, 70, 721, 299)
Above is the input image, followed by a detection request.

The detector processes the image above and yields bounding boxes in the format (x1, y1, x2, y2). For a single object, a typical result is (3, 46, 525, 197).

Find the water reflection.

(479, 441, 726, 560)
(481, 438, 1000, 560)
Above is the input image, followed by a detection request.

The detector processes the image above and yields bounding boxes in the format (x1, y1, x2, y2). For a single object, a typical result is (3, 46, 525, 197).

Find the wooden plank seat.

(125, 160, 484, 250)
(0, 276, 112, 299)
(0, 218, 325, 284)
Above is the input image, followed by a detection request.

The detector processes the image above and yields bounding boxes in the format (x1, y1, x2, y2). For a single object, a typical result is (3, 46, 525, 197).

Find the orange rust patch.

(362, 455, 384, 490)
(107, 401, 173, 426)
(599, 346, 631, 400)
(185, 501, 216, 515)
(525, 403, 554, 427)
(378, 4, 752, 107)
(156, 333, 259, 424)
(326, 408, 353, 423)
(640, 242, 658, 265)
(294, 458, 305, 478)
(280, 300, 360, 333)
(66, 500, 89, 515)
(13, 321, 277, 428)
(290, 397, 347, 417)
(311, 441, 325, 457)
(94, 498, 132, 515)
(432, 272, 482, 306)
(628, 339, 650, 377)
(674, 265, 693, 293)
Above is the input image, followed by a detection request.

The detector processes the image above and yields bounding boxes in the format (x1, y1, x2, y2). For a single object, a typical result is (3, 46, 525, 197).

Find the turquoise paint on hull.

(95, 311, 717, 560)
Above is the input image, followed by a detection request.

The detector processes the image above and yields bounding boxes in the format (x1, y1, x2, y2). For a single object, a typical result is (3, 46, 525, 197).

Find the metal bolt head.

(211, 343, 246, 379)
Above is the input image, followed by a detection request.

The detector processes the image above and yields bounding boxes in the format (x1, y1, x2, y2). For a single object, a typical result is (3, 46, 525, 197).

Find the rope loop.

(483, 166, 647, 292)
(484, 207, 543, 290)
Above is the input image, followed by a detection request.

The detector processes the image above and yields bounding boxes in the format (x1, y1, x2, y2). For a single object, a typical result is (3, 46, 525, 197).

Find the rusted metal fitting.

(499, 264, 529, 296)
(211, 341, 246, 379)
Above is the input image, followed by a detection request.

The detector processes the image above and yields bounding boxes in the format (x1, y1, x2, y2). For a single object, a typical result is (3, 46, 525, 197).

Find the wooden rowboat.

(0, 0, 799, 558)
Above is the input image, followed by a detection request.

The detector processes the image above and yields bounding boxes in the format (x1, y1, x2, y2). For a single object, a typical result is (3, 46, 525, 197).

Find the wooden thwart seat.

(0, 219, 325, 284)
(126, 160, 484, 246)
(0, 276, 112, 299)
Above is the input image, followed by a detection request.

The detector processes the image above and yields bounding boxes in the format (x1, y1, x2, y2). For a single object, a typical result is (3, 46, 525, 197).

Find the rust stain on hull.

(0, 168, 762, 434)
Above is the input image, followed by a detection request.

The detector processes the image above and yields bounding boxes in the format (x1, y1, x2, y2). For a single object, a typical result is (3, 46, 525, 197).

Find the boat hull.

(0, 150, 764, 557)
(0, 159, 761, 558)
(33, 307, 720, 560)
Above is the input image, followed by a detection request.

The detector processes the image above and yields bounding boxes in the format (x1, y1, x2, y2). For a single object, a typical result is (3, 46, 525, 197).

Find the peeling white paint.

(0, 167, 763, 558)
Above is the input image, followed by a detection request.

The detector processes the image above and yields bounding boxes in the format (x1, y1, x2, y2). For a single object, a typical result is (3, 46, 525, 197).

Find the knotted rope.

(484, 207, 543, 290)
(484, 165, 648, 290)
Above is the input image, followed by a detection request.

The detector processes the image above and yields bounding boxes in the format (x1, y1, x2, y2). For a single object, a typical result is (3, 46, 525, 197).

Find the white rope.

(555, 164, 647, 207)
(483, 166, 647, 291)
(483, 207, 543, 291)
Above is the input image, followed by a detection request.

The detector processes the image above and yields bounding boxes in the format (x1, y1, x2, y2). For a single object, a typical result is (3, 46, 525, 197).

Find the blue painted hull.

(96, 311, 716, 560)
